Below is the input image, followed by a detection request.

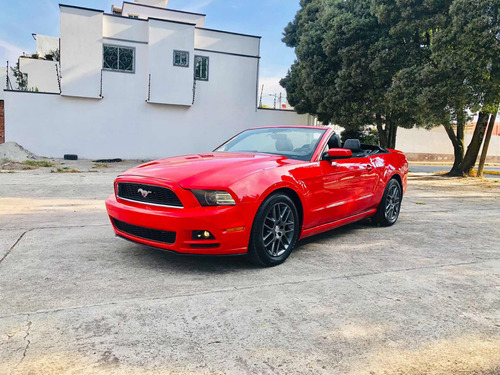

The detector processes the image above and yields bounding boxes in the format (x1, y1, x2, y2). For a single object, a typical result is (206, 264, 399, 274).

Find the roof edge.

(122, 1, 206, 17)
(59, 4, 104, 13)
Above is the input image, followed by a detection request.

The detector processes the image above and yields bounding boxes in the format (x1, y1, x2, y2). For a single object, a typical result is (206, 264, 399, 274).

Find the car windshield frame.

(214, 127, 327, 161)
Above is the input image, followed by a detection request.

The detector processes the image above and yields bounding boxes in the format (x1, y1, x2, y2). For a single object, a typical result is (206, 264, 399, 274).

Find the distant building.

(1, 0, 312, 158)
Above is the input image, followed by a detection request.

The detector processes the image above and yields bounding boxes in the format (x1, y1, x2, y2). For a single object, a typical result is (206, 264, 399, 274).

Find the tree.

(281, 0, 425, 149)
(10, 61, 27, 91)
(372, 0, 499, 175)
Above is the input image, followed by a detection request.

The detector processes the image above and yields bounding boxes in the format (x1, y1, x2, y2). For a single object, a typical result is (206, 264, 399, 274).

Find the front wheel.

(373, 178, 402, 226)
(248, 194, 299, 267)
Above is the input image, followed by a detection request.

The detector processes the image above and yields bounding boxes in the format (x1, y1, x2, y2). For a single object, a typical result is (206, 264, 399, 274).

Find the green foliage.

(24, 160, 55, 168)
(281, 0, 500, 155)
(45, 49, 60, 62)
(280, 0, 424, 148)
(10, 62, 27, 91)
(341, 127, 379, 145)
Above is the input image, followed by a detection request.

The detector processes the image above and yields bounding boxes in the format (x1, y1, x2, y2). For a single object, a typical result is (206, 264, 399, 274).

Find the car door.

(318, 156, 371, 223)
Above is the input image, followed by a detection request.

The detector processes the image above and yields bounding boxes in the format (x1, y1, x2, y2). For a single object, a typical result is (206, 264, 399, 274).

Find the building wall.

(195, 29, 260, 57)
(19, 58, 59, 93)
(4, 91, 311, 159)
(60, 6, 104, 98)
(0, 69, 16, 99)
(148, 19, 195, 105)
(396, 126, 500, 161)
(36, 35, 59, 57)
(122, 2, 205, 26)
(3, 3, 311, 159)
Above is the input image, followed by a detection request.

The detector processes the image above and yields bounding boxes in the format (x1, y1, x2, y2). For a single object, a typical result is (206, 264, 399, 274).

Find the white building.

(2, 0, 312, 159)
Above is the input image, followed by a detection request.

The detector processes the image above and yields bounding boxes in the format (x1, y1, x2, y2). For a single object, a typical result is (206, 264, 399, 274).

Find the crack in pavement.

(0, 258, 497, 320)
(345, 276, 398, 302)
(0, 224, 109, 232)
(0, 229, 33, 265)
(16, 316, 32, 367)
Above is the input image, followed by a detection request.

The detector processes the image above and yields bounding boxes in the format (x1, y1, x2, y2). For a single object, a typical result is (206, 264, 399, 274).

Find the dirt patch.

(0, 159, 55, 171)
(361, 335, 500, 375)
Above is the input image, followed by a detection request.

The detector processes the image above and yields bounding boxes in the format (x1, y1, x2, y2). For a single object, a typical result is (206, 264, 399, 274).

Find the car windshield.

(215, 127, 326, 161)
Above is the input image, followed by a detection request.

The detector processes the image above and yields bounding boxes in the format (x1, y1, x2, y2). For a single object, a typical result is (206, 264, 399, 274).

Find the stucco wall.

(60, 6, 103, 99)
(4, 91, 311, 159)
(148, 19, 195, 106)
(19, 58, 59, 93)
(195, 29, 260, 57)
(396, 126, 500, 160)
(36, 35, 59, 57)
(122, 2, 205, 27)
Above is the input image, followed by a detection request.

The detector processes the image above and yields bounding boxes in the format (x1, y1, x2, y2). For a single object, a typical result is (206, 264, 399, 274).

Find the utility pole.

(259, 84, 264, 108)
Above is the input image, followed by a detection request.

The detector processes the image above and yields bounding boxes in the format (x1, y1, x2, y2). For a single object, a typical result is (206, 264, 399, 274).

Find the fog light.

(192, 230, 215, 240)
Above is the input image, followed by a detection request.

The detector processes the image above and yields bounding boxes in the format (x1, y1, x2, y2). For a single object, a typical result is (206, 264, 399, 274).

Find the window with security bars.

(194, 55, 209, 81)
(173, 50, 189, 67)
(103, 45, 135, 73)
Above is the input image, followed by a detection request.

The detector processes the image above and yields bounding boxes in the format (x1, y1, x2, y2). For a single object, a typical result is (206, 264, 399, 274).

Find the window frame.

(102, 44, 136, 74)
(194, 55, 209, 81)
(173, 50, 190, 68)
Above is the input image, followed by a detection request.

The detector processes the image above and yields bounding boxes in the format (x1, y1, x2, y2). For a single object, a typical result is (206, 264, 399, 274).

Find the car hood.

(120, 152, 295, 188)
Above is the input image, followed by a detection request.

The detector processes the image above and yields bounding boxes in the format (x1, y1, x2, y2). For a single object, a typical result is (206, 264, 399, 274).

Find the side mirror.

(323, 148, 352, 161)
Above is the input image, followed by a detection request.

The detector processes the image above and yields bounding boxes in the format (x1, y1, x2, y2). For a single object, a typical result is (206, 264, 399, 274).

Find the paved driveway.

(0, 161, 499, 374)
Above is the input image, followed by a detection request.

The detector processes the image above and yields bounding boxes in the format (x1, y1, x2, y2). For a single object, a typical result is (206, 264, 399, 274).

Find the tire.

(373, 178, 402, 227)
(248, 193, 300, 267)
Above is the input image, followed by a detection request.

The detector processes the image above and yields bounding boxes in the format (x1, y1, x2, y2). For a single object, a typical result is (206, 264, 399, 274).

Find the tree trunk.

(443, 123, 464, 176)
(376, 114, 388, 148)
(477, 105, 499, 177)
(389, 123, 398, 149)
(459, 111, 490, 176)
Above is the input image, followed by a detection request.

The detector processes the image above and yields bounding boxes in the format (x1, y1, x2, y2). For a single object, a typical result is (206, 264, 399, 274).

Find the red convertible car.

(106, 126, 407, 266)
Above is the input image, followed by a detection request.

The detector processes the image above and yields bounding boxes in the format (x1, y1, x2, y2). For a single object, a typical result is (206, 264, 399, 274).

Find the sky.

(0, 0, 300, 105)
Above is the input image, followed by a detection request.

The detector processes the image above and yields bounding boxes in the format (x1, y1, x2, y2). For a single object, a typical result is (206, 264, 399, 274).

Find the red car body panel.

(105, 126, 408, 255)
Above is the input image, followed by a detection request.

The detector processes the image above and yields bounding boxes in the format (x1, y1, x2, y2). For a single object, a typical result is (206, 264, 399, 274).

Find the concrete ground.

(0, 160, 499, 375)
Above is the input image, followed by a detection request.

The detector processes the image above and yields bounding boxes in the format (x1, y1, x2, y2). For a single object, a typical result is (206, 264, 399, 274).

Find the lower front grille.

(112, 218, 176, 244)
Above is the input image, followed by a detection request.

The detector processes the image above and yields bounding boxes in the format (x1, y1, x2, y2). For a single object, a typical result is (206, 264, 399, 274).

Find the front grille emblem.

(138, 188, 152, 198)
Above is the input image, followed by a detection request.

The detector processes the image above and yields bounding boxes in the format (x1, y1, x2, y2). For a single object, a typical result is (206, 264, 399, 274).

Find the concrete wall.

(19, 58, 59, 93)
(135, 0, 168, 8)
(103, 15, 149, 43)
(122, 2, 205, 27)
(396, 126, 500, 161)
(0, 69, 16, 99)
(60, 6, 103, 99)
(4, 91, 311, 159)
(195, 29, 260, 57)
(148, 19, 194, 106)
(36, 35, 59, 57)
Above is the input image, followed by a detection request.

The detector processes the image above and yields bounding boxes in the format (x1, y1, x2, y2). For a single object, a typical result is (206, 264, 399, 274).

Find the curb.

(475, 169, 500, 176)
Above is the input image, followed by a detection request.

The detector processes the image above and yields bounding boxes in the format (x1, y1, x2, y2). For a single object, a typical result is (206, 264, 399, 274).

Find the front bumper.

(105, 193, 256, 255)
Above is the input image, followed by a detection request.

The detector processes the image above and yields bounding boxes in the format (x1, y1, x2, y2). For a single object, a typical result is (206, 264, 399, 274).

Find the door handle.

(366, 164, 373, 171)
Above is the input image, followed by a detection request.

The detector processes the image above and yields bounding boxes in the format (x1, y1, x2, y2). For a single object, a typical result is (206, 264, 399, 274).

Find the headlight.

(192, 190, 236, 206)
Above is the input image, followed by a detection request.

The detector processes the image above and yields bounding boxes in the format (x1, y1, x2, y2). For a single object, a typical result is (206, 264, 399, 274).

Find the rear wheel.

(373, 178, 402, 226)
(248, 194, 299, 267)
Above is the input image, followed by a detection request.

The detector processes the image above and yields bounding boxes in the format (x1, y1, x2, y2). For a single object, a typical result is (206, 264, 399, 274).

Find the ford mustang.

(105, 126, 408, 266)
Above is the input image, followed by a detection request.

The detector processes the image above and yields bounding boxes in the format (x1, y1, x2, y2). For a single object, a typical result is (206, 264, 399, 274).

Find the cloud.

(0, 40, 28, 65)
